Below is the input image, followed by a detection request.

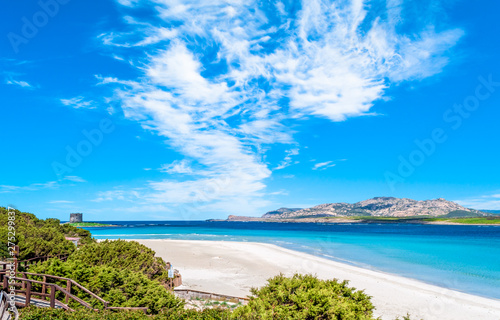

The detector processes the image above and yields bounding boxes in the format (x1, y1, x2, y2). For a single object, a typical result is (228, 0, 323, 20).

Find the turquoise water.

(85, 221, 500, 299)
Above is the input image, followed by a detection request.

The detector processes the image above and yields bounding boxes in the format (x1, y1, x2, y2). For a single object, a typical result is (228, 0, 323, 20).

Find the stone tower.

(70, 213, 83, 223)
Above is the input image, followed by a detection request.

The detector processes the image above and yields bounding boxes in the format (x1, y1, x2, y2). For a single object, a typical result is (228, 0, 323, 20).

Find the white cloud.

(5, 78, 33, 89)
(96, 0, 463, 216)
(65, 176, 87, 183)
(275, 149, 300, 170)
(312, 161, 336, 170)
(160, 160, 193, 174)
(116, 0, 139, 6)
(92, 189, 141, 202)
(0, 176, 86, 193)
(456, 193, 500, 210)
(60, 96, 96, 109)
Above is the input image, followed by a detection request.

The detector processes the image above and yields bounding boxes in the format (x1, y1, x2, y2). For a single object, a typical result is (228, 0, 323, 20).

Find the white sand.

(134, 239, 500, 320)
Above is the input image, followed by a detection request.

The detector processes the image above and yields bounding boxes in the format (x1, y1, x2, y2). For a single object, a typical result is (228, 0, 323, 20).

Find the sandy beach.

(133, 239, 500, 320)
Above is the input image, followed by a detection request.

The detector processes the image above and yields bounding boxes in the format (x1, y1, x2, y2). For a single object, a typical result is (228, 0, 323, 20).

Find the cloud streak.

(456, 193, 500, 210)
(60, 96, 96, 109)
(0, 176, 86, 193)
(312, 161, 337, 171)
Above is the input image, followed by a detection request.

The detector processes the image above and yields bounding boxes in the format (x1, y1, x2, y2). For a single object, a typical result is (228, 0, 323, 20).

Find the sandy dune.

(133, 239, 500, 320)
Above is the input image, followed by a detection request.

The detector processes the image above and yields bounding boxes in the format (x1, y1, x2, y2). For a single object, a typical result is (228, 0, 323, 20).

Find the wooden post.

(25, 281, 32, 307)
(14, 245, 19, 276)
(49, 285, 56, 308)
(42, 276, 47, 296)
(2, 276, 7, 290)
(21, 273, 26, 290)
(66, 280, 71, 304)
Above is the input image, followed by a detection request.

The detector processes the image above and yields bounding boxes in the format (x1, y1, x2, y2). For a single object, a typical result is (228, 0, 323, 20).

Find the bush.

(28, 256, 183, 314)
(67, 240, 170, 282)
(232, 273, 375, 320)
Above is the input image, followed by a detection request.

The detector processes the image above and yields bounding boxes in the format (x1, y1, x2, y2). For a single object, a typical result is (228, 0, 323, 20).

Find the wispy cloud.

(92, 189, 141, 202)
(48, 200, 74, 204)
(95, 0, 463, 215)
(312, 161, 337, 171)
(0, 176, 86, 193)
(455, 193, 500, 210)
(60, 96, 96, 109)
(5, 78, 33, 89)
(160, 160, 193, 174)
(64, 176, 87, 183)
(3, 67, 36, 89)
(275, 149, 300, 170)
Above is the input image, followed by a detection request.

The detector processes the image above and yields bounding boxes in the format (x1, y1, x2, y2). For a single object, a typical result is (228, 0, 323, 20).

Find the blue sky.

(1, 0, 500, 221)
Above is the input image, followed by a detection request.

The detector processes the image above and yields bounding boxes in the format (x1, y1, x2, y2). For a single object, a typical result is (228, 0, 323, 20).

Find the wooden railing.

(17, 254, 69, 269)
(0, 254, 69, 273)
(0, 271, 147, 314)
(174, 288, 249, 303)
(0, 290, 18, 320)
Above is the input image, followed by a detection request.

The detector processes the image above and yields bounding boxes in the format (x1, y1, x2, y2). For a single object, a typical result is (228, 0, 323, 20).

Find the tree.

(232, 273, 375, 320)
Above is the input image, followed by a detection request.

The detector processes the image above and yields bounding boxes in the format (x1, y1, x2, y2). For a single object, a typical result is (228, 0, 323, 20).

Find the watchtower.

(69, 213, 83, 223)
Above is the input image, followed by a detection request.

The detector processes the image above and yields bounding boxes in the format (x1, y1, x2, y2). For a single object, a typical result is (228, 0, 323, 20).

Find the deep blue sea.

(84, 221, 500, 300)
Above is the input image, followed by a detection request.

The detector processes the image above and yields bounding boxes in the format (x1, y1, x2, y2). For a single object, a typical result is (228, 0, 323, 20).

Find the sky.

(1, 0, 500, 221)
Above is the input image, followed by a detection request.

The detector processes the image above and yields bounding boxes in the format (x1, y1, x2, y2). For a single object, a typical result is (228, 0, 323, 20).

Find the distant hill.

(264, 207, 302, 216)
(262, 197, 487, 219)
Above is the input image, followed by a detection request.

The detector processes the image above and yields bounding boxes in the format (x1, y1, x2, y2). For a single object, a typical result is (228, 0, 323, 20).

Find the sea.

(83, 221, 500, 300)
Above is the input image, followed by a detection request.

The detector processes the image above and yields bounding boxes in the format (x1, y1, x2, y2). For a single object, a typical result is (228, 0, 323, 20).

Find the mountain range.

(261, 197, 486, 219)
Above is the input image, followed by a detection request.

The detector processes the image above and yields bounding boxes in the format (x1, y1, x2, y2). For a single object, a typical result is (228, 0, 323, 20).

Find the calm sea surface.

(84, 221, 500, 299)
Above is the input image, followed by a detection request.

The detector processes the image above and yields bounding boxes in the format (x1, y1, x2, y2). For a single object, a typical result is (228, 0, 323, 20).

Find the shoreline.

(130, 239, 500, 320)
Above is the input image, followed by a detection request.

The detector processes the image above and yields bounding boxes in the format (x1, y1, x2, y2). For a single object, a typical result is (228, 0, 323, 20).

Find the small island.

(62, 213, 117, 227)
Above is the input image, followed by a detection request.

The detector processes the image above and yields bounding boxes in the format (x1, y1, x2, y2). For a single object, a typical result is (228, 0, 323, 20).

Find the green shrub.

(157, 308, 232, 319)
(232, 273, 375, 320)
(67, 240, 170, 282)
(28, 257, 183, 314)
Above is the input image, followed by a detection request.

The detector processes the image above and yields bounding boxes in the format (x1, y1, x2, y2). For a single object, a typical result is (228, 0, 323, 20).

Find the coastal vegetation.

(233, 273, 375, 319)
(28, 240, 183, 314)
(19, 274, 379, 319)
(66, 239, 172, 283)
(3, 208, 417, 319)
(0, 207, 94, 260)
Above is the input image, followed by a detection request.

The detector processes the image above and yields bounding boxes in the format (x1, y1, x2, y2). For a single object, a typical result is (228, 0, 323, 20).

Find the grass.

(422, 217, 500, 224)
(67, 222, 115, 227)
